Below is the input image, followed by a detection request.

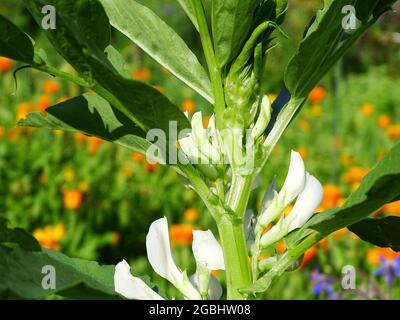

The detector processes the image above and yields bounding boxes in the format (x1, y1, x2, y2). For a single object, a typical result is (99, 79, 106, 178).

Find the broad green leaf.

(0, 245, 119, 299)
(0, 15, 34, 63)
(284, 0, 397, 99)
(0, 217, 41, 252)
(212, 0, 261, 67)
(24, 0, 190, 135)
(0, 219, 118, 299)
(295, 142, 400, 241)
(349, 217, 400, 252)
(99, 0, 213, 103)
(17, 94, 159, 158)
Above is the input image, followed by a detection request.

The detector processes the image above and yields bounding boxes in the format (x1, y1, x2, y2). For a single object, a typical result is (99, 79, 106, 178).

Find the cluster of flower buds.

(223, 0, 287, 131)
(250, 151, 323, 251)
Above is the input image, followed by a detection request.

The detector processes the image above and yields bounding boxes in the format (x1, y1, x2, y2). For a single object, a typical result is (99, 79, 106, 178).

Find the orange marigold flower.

(88, 137, 104, 155)
(367, 248, 400, 265)
(170, 224, 196, 246)
(38, 95, 52, 113)
(33, 224, 66, 250)
(276, 241, 287, 254)
(0, 126, 4, 139)
(382, 201, 400, 216)
(131, 152, 145, 163)
(308, 86, 326, 104)
(377, 115, 390, 129)
(343, 167, 369, 184)
(132, 68, 152, 81)
(184, 208, 199, 222)
(42, 80, 61, 94)
(360, 103, 374, 117)
(74, 132, 88, 144)
(0, 57, 13, 73)
(203, 116, 211, 129)
(300, 245, 318, 268)
(386, 124, 400, 139)
(322, 185, 342, 209)
(63, 189, 83, 210)
(182, 99, 196, 114)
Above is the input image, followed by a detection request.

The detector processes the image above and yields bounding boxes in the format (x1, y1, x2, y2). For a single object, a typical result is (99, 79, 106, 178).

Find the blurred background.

(1, 0, 400, 299)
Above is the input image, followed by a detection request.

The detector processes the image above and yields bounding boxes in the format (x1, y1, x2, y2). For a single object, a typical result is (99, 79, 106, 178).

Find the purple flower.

(309, 269, 338, 300)
(374, 256, 400, 289)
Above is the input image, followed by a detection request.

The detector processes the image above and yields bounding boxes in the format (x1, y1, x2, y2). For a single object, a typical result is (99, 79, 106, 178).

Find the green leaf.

(0, 15, 34, 63)
(0, 219, 118, 299)
(295, 142, 400, 242)
(0, 218, 41, 252)
(17, 94, 157, 158)
(99, 0, 213, 103)
(0, 245, 118, 299)
(284, 0, 396, 99)
(24, 0, 112, 78)
(349, 217, 400, 252)
(212, 0, 261, 67)
(25, 0, 190, 135)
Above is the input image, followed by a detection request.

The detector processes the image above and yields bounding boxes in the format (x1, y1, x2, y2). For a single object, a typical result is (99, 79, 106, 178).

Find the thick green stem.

(227, 173, 255, 217)
(218, 216, 252, 300)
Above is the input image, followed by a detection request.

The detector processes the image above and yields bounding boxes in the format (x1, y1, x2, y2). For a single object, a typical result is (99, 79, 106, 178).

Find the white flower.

(115, 217, 225, 300)
(114, 260, 164, 300)
(192, 230, 225, 271)
(179, 112, 221, 164)
(260, 173, 323, 248)
(279, 150, 307, 205)
(285, 173, 324, 231)
(257, 151, 306, 230)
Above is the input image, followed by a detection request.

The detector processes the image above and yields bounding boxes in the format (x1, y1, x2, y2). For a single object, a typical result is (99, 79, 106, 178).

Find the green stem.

(218, 216, 252, 300)
(33, 63, 91, 87)
(192, 0, 225, 125)
(227, 173, 255, 217)
(262, 97, 305, 165)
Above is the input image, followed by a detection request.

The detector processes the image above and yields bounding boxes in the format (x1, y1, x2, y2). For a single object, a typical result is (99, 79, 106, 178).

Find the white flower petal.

(192, 230, 225, 270)
(114, 260, 164, 300)
(260, 216, 287, 248)
(146, 217, 183, 285)
(287, 173, 324, 231)
(279, 150, 306, 205)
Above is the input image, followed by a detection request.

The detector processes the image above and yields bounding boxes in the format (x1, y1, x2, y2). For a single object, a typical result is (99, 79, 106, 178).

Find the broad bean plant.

(1, 0, 400, 300)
